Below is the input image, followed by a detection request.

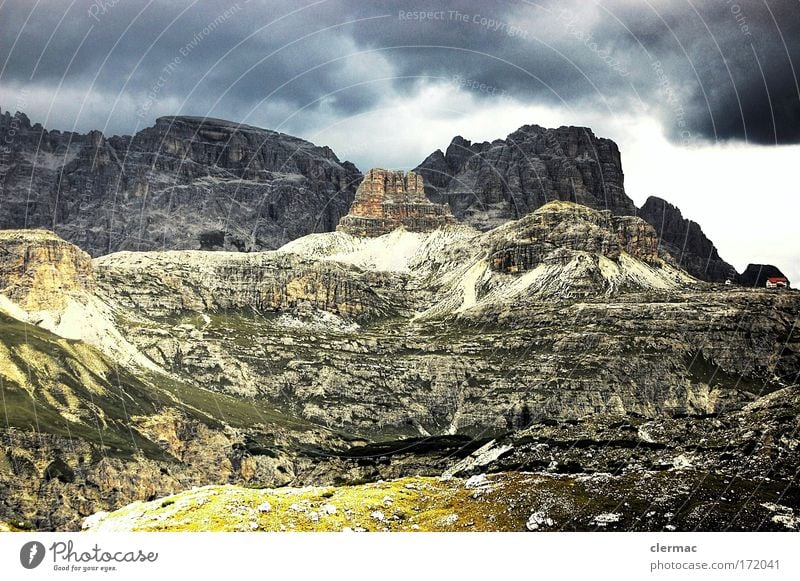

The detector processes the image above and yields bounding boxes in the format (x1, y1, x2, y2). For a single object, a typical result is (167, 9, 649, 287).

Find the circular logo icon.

(20, 541, 46, 569)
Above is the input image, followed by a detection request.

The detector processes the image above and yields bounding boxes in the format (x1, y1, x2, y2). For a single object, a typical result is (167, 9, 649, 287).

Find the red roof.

(767, 277, 788, 283)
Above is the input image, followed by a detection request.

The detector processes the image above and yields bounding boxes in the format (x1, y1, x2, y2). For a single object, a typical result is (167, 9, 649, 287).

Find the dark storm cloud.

(332, 0, 800, 145)
(1, 0, 798, 145)
(0, 0, 395, 135)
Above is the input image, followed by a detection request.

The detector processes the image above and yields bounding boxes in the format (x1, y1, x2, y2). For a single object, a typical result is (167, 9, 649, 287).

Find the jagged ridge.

(0, 109, 361, 256)
(415, 125, 635, 231)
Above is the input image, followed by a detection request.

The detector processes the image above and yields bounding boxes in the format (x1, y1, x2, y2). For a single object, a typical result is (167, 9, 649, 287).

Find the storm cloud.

(1, 0, 797, 147)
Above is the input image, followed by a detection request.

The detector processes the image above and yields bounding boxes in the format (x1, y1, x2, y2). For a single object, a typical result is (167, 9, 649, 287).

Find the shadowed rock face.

(336, 168, 457, 237)
(739, 264, 791, 288)
(0, 110, 361, 256)
(637, 196, 738, 283)
(415, 125, 635, 230)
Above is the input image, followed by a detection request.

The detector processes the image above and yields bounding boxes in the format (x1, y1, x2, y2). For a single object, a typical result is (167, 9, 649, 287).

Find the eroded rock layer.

(0, 229, 94, 310)
(487, 202, 662, 275)
(336, 168, 457, 236)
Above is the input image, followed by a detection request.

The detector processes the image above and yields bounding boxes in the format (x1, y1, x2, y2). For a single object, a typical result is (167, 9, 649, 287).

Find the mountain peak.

(336, 168, 457, 237)
(637, 196, 737, 282)
(0, 108, 361, 256)
(415, 122, 635, 231)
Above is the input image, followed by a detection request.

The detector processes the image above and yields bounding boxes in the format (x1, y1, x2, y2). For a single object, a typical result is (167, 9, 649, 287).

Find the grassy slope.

(0, 312, 320, 459)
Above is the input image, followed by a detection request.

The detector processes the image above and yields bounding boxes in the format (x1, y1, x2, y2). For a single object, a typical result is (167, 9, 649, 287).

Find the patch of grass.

(85, 470, 800, 532)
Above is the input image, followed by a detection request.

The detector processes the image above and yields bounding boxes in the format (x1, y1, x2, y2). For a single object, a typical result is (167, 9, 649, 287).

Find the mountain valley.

(1, 116, 798, 533)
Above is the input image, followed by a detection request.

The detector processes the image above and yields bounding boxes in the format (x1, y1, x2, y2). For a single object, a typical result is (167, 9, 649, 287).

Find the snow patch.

(456, 259, 487, 313)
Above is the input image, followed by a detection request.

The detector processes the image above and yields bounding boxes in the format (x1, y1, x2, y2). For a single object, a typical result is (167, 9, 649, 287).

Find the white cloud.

(620, 118, 800, 282)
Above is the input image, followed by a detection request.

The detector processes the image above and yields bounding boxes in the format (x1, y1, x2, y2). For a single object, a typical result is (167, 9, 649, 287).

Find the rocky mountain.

(336, 168, 457, 236)
(2, 109, 781, 286)
(637, 196, 738, 282)
(0, 109, 361, 256)
(414, 125, 636, 230)
(2, 194, 798, 531)
(414, 125, 756, 284)
(740, 263, 791, 288)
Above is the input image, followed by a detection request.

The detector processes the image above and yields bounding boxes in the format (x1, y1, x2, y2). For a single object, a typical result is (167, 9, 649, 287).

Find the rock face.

(0, 229, 94, 310)
(0, 109, 361, 256)
(637, 196, 738, 283)
(487, 202, 662, 276)
(336, 169, 457, 236)
(415, 125, 636, 231)
(95, 250, 403, 323)
(739, 264, 790, 288)
(414, 125, 756, 284)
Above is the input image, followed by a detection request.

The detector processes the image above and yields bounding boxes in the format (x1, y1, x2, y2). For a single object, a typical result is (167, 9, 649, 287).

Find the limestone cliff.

(336, 168, 457, 236)
(0, 110, 361, 255)
(0, 229, 94, 311)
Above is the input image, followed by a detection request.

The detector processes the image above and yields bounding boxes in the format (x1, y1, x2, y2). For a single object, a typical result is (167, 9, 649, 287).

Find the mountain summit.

(415, 125, 635, 230)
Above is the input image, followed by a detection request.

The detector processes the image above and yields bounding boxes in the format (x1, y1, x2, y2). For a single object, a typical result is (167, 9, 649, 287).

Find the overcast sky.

(1, 0, 798, 280)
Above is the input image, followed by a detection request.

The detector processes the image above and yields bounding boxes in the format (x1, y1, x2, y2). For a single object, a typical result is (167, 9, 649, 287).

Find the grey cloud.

(0, 0, 798, 145)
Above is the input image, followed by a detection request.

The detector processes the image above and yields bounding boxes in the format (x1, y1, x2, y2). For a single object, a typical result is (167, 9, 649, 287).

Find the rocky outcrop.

(739, 264, 790, 288)
(486, 202, 662, 275)
(0, 229, 94, 310)
(415, 125, 635, 230)
(637, 196, 738, 283)
(95, 250, 405, 322)
(0, 109, 361, 256)
(336, 169, 457, 237)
